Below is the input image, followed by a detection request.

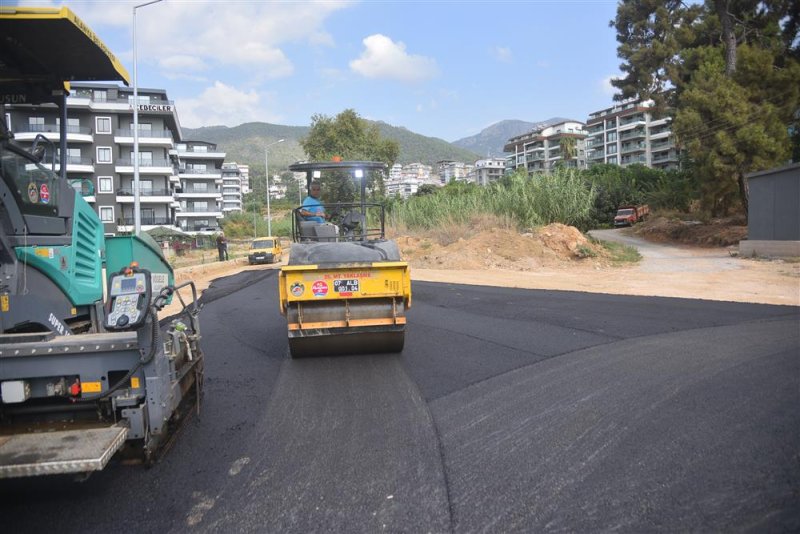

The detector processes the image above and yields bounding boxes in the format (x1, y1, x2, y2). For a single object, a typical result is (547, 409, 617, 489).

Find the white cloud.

(176, 81, 281, 128)
(536, 60, 551, 69)
(60, 1, 353, 79)
(601, 75, 618, 96)
(350, 34, 439, 83)
(159, 55, 208, 73)
(492, 46, 513, 63)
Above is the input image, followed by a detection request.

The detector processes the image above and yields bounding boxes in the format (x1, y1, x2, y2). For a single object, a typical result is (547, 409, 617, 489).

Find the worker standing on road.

(216, 232, 228, 261)
(299, 181, 328, 223)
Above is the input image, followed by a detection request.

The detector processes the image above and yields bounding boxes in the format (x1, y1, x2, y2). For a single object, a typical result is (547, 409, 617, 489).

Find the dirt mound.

(397, 223, 609, 270)
(634, 215, 747, 247)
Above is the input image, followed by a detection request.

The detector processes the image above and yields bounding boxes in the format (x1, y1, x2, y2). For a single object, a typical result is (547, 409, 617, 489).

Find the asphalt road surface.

(2, 270, 798, 533)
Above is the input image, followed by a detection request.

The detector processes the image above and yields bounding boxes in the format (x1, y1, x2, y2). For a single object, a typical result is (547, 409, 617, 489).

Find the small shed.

(739, 162, 800, 258)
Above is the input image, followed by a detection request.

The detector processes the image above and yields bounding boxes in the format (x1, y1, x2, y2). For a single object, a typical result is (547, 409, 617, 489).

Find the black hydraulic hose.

(73, 305, 160, 403)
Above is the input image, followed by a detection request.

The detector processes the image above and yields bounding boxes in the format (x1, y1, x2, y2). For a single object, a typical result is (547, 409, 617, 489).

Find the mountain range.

(451, 117, 572, 157)
(181, 118, 564, 173)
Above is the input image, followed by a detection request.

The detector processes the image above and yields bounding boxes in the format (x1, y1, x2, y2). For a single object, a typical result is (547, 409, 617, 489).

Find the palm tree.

(559, 136, 578, 167)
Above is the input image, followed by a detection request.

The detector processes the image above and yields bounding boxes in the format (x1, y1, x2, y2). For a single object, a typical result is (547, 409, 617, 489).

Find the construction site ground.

(164, 218, 799, 318)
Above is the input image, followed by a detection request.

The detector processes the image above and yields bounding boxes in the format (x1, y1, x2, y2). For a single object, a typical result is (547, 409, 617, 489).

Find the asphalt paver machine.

(278, 161, 411, 357)
(0, 7, 204, 478)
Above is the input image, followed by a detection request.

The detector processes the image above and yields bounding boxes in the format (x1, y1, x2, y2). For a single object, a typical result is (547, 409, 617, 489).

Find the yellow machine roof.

(0, 6, 129, 99)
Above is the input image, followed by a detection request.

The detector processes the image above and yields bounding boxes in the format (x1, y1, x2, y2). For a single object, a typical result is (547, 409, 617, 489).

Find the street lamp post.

(265, 139, 284, 236)
(133, 0, 164, 235)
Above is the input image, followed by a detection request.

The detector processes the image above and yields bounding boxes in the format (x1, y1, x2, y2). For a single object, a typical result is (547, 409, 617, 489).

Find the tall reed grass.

(388, 168, 596, 232)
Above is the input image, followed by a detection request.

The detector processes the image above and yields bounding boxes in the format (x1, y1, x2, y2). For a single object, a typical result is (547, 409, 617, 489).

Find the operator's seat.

(299, 220, 317, 240)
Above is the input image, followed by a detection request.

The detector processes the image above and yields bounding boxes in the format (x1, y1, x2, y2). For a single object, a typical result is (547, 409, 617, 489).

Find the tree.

(611, 1, 800, 216)
(414, 184, 438, 197)
(300, 109, 400, 203)
(559, 136, 578, 167)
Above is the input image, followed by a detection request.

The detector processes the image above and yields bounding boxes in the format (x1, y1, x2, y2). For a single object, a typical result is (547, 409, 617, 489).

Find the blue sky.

(19, 0, 623, 142)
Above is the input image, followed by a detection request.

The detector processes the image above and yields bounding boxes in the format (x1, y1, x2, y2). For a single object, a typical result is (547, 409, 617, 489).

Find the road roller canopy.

(288, 160, 391, 244)
(0, 6, 130, 104)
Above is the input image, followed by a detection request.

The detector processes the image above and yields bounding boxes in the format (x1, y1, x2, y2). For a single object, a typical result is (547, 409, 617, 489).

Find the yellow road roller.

(278, 161, 411, 357)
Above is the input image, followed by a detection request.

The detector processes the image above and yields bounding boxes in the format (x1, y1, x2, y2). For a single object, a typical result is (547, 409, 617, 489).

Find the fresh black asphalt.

(2, 270, 798, 532)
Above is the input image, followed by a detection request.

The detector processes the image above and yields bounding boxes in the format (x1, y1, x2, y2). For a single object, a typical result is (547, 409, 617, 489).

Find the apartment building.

(5, 82, 227, 235)
(585, 100, 679, 169)
(436, 160, 470, 184)
(386, 176, 422, 198)
(504, 119, 587, 175)
(221, 162, 244, 214)
(233, 162, 251, 194)
(469, 158, 507, 186)
(174, 141, 225, 233)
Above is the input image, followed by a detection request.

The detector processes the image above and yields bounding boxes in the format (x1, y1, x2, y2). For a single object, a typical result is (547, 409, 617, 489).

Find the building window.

(607, 144, 617, 154)
(98, 176, 113, 193)
(93, 90, 107, 102)
(96, 117, 112, 134)
(608, 156, 618, 165)
(58, 147, 81, 164)
(99, 206, 114, 222)
(97, 147, 112, 163)
(194, 145, 208, 153)
(4, 113, 9, 129)
(194, 182, 208, 192)
(129, 94, 150, 105)
(29, 117, 45, 131)
(607, 131, 617, 142)
(130, 150, 153, 165)
(138, 122, 152, 134)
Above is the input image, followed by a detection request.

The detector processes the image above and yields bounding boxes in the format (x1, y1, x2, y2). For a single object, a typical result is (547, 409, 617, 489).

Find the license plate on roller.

(333, 279, 359, 292)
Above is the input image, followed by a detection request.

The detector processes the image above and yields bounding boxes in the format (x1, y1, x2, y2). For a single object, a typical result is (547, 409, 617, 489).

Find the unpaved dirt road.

(411, 229, 799, 306)
(166, 230, 799, 317)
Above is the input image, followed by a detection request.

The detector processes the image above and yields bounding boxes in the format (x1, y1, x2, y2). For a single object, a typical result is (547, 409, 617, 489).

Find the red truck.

(614, 204, 650, 227)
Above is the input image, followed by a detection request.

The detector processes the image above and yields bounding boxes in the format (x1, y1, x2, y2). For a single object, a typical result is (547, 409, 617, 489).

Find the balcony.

(175, 187, 221, 199)
(53, 156, 95, 174)
(175, 147, 226, 159)
(650, 140, 674, 152)
(652, 151, 679, 163)
(587, 150, 605, 160)
(116, 187, 174, 203)
(175, 207, 224, 219)
(621, 143, 647, 154)
(649, 127, 672, 139)
(619, 114, 645, 126)
(115, 158, 174, 175)
(119, 216, 174, 226)
(621, 155, 647, 165)
(179, 168, 223, 179)
(620, 128, 646, 141)
(13, 124, 93, 143)
(114, 129, 174, 146)
(75, 96, 176, 114)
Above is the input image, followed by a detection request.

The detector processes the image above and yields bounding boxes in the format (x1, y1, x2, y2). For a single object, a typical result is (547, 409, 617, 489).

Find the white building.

(585, 99, 679, 169)
(221, 162, 243, 214)
(436, 160, 470, 184)
(504, 119, 588, 174)
(386, 177, 422, 199)
(237, 163, 252, 194)
(174, 141, 225, 233)
(469, 158, 507, 186)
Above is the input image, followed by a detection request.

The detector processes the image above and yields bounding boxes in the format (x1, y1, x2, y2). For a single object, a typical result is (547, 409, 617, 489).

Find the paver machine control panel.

(104, 268, 152, 330)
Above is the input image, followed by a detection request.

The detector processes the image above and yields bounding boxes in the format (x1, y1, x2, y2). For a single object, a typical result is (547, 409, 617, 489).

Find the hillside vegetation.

(182, 120, 480, 174)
